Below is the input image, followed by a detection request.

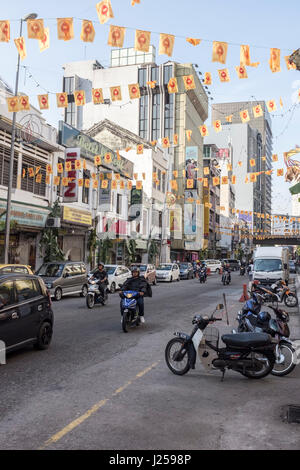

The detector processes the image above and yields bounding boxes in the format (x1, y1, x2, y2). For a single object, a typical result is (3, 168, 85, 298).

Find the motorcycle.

(222, 270, 231, 285)
(240, 266, 246, 276)
(234, 304, 296, 377)
(120, 290, 142, 333)
(251, 280, 298, 308)
(199, 268, 206, 284)
(86, 279, 108, 309)
(165, 303, 276, 380)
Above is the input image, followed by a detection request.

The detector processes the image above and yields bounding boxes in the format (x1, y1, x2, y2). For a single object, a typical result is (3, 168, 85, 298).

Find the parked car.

(179, 262, 194, 279)
(36, 261, 88, 301)
(203, 259, 222, 274)
(289, 260, 296, 274)
(89, 265, 132, 293)
(222, 259, 240, 271)
(156, 263, 180, 282)
(0, 274, 53, 356)
(130, 263, 157, 285)
(0, 264, 33, 275)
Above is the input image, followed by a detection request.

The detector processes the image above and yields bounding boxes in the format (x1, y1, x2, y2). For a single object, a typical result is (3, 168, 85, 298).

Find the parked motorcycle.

(165, 303, 276, 380)
(199, 268, 206, 284)
(222, 271, 231, 285)
(251, 280, 298, 308)
(86, 279, 107, 309)
(234, 304, 296, 377)
(120, 290, 142, 333)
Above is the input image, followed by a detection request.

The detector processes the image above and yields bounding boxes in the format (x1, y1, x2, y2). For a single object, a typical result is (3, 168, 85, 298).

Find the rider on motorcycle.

(92, 262, 108, 301)
(200, 262, 207, 279)
(223, 263, 231, 282)
(120, 267, 152, 323)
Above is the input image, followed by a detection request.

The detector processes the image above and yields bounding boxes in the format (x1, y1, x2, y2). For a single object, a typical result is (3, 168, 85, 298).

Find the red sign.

(63, 148, 80, 202)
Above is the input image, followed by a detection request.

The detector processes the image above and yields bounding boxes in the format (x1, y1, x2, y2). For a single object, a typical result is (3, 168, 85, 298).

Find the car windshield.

(131, 265, 147, 272)
(37, 263, 64, 277)
(158, 265, 172, 271)
(254, 259, 282, 272)
(180, 264, 188, 269)
(104, 266, 116, 275)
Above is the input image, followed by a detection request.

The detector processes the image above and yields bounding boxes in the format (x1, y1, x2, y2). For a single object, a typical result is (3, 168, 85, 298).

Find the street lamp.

(3, 13, 38, 263)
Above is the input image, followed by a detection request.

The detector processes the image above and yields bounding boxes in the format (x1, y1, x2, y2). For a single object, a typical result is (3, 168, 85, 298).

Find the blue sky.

(1, 0, 300, 214)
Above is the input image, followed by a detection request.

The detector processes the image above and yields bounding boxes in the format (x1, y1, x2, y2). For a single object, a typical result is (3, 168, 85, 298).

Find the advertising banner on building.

(184, 190, 197, 235)
(0, 202, 48, 228)
(62, 206, 92, 226)
(63, 147, 80, 203)
(170, 208, 182, 240)
(185, 146, 198, 189)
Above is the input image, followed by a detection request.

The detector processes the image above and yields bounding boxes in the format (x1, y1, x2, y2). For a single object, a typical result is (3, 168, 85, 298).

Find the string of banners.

(0, 0, 297, 74)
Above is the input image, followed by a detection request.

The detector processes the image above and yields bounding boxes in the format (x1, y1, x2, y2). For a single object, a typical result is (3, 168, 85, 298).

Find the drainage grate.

(287, 405, 300, 424)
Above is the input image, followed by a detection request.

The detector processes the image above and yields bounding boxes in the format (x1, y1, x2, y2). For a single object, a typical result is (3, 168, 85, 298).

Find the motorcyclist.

(91, 262, 108, 301)
(200, 262, 207, 280)
(120, 266, 151, 323)
(223, 262, 231, 282)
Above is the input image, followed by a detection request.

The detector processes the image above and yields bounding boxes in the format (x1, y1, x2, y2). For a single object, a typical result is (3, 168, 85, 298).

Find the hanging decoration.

(96, 0, 114, 25)
(57, 18, 74, 41)
(80, 20, 96, 42)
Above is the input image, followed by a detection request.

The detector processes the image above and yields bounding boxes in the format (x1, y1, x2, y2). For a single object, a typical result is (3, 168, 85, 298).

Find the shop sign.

(62, 206, 92, 226)
(0, 202, 48, 228)
(64, 148, 80, 203)
(59, 121, 133, 178)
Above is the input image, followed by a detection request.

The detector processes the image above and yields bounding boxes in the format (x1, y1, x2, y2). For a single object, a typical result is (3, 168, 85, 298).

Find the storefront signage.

(59, 121, 133, 178)
(64, 148, 80, 203)
(0, 202, 48, 228)
(62, 206, 92, 226)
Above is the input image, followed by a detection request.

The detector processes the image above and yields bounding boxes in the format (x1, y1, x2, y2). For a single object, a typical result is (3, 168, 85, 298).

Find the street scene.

(0, 0, 300, 454)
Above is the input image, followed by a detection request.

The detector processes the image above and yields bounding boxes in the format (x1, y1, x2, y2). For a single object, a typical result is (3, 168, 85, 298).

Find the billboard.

(184, 190, 197, 235)
(185, 146, 198, 189)
(63, 148, 80, 203)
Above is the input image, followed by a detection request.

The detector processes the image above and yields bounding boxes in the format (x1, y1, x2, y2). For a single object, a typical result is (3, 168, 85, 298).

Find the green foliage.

(0, 220, 18, 232)
(147, 238, 159, 264)
(87, 228, 98, 265)
(125, 239, 137, 264)
(99, 237, 113, 265)
(199, 249, 208, 260)
(39, 201, 64, 263)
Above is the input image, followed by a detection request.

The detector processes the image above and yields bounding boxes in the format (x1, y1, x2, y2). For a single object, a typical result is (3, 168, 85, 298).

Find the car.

(222, 259, 240, 271)
(35, 261, 89, 301)
(203, 259, 222, 274)
(156, 263, 180, 282)
(289, 260, 296, 274)
(0, 264, 33, 275)
(89, 265, 132, 293)
(130, 263, 157, 285)
(0, 273, 53, 358)
(179, 262, 194, 279)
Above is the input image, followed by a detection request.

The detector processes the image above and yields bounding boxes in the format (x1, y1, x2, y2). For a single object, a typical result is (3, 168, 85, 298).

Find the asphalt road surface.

(0, 272, 300, 450)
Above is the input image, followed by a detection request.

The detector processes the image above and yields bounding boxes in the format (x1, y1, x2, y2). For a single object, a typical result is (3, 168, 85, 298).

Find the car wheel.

(54, 287, 62, 301)
(110, 282, 116, 294)
(34, 321, 53, 350)
(80, 284, 88, 297)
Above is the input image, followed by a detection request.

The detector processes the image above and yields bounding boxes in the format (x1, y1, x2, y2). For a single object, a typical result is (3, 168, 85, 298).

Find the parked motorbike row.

(165, 283, 298, 380)
(250, 279, 298, 308)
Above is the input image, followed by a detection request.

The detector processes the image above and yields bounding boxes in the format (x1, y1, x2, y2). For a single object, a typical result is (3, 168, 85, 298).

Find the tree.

(39, 200, 65, 263)
(147, 238, 159, 264)
(125, 239, 137, 264)
(98, 237, 113, 265)
(87, 228, 98, 266)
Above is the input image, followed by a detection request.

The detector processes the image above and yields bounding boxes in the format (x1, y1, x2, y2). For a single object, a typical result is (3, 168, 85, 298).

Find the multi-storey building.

(62, 47, 209, 262)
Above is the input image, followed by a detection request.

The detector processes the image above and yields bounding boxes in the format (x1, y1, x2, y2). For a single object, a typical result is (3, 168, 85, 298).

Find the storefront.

(60, 206, 92, 262)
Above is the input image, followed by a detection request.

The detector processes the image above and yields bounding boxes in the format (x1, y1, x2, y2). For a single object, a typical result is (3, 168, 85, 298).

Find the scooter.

(86, 279, 107, 309)
(165, 303, 276, 380)
(251, 280, 298, 308)
(120, 290, 142, 333)
(234, 304, 296, 377)
(199, 268, 206, 284)
(222, 270, 231, 285)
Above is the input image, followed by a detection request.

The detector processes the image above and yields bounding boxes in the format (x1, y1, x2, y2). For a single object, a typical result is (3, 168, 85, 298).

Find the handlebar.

(211, 317, 222, 321)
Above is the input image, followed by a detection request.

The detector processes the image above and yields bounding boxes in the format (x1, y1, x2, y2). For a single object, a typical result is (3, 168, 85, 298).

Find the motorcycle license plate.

(192, 329, 203, 350)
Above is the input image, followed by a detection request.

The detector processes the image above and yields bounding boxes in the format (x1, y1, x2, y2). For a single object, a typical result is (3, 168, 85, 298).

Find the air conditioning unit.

(46, 217, 61, 228)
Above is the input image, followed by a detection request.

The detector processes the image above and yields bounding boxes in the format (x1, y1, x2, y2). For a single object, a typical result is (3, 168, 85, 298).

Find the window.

(21, 155, 47, 197)
(0, 267, 12, 273)
(153, 166, 157, 189)
(82, 170, 90, 204)
(0, 145, 18, 189)
(139, 95, 148, 139)
(63, 77, 76, 127)
(71, 264, 82, 276)
(162, 172, 166, 193)
(0, 281, 15, 309)
(164, 93, 174, 138)
(15, 279, 40, 302)
(157, 169, 162, 191)
(151, 66, 159, 85)
(13, 266, 28, 274)
(116, 194, 122, 215)
(163, 65, 173, 85)
(138, 68, 147, 87)
(152, 92, 160, 141)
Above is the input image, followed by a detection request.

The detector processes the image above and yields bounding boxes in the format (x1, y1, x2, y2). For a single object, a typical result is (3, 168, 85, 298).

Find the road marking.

(39, 360, 160, 449)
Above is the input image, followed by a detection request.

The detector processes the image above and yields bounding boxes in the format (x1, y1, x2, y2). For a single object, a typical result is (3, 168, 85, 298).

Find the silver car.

(36, 261, 89, 301)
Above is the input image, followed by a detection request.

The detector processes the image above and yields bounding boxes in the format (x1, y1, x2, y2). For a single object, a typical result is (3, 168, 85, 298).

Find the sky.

(1, 0, 300, 215)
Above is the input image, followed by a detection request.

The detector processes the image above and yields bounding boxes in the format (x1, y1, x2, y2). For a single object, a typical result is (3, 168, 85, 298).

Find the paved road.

(0, 272, 300, 450)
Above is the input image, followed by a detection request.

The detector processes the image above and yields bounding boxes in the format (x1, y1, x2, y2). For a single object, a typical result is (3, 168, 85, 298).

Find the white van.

(252, 247, 289, 285)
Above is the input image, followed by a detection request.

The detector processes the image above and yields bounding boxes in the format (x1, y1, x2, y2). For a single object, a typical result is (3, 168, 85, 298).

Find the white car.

(203, 259, 222, 274)
(89, 265, 132, 293)
(156, 263, 180, 282)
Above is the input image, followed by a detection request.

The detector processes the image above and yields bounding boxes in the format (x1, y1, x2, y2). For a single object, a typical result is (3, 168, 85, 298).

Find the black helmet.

(98, 261, 105, 268)
(131, 266, 140, 274)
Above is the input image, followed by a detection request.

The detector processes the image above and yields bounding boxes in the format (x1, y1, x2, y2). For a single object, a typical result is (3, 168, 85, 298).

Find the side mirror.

(217, 304, 224, 310)
(63, 272, 69, 278)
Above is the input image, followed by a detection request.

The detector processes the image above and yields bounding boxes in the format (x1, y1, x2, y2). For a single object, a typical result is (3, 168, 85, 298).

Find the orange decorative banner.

(57, 18, 74, 41)
(253, 104, 263, 118)
(240, 109, 250, 123)
(96, 0, 114, 24)
(74, 90, 86, 106)
(159, 33, 175, 57)
(39, 27, 50, 52)
(92, 88, 104, 104)
(162, 137, 170, 148)
(266, 100, 277, 112)
(213, 120, 222, 133)
(38, 94, 49, 110)
(284, 55, 296, 70)
(212, 41, 228, 64)
(168, 77, 178, 94)
(186, 37, 201, 46)
(128, 83, 141, 99)
(235, 65, 248, 79)
(173, 134, 178, 146)
(0, 20, 10, 42)
(226, 115, 233, 123)
(186, 130, 192, 141)
(269, 48, 281, 73)
(19, 95, 30, 111)
(94, 155, 102, 166)
(213, 177, 220, 186)
(204, 72, 212, 85)
(199, 125, 208, 137)
(108, 25, 125, 47)
(135, 29, 151, 52)
(14, 37, 27, 60)
(218, 69, 230, 82)
(147, 80, 156, 89)
(27, 19, 44, 40)
(56, 92, 68, 108)
(137, 144, 144, 154)
(183, 75, 196, 90)
(110, 86, 122, 101)
(104, 153, 112, 164)
(6, 97, 20, 113)
(75, 160, 82, 170)
(80, 20, 95, 42)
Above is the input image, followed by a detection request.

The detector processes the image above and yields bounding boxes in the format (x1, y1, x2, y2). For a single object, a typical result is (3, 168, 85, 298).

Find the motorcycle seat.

(221, 332, 271, 348)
